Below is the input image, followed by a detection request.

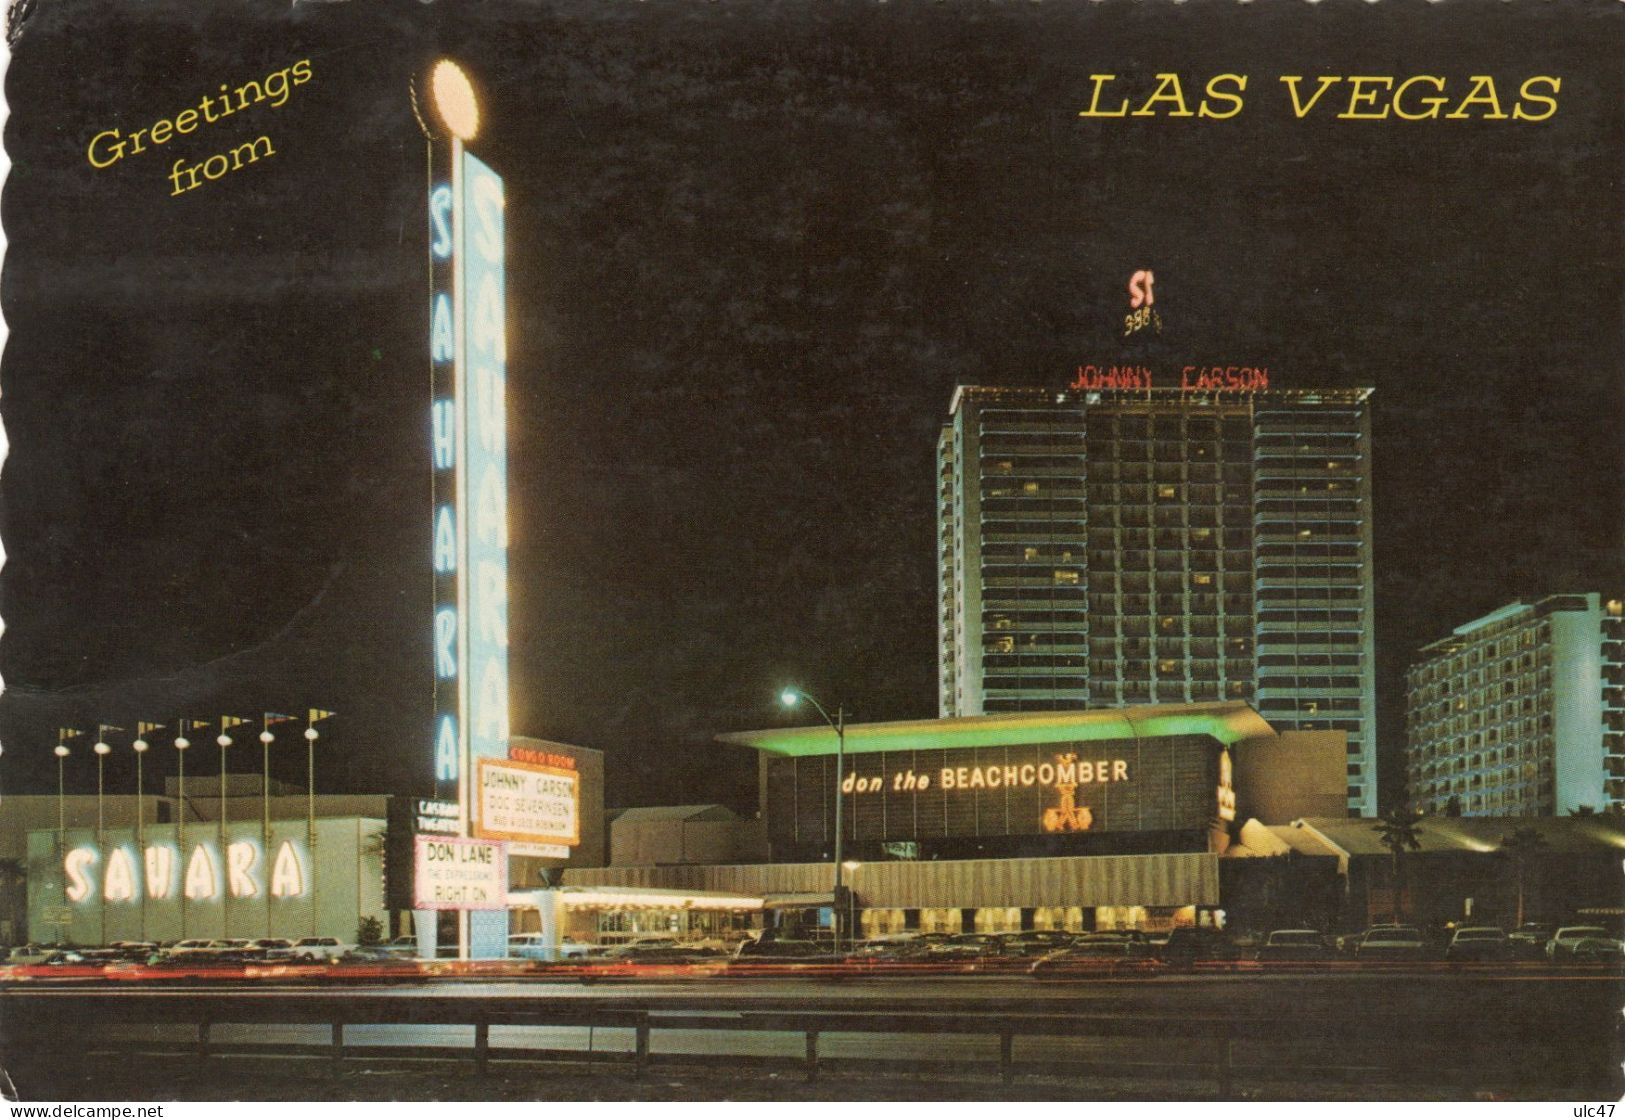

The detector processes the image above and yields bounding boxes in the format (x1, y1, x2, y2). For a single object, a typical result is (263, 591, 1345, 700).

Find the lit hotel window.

(1023, 481, 1040, 494)
(1054, 570, 1080, 585)
(1024, 547, 1040, 561)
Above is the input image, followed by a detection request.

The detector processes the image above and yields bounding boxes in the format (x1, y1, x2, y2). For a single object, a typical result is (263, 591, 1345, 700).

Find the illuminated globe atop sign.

(431, 60, 481, 142)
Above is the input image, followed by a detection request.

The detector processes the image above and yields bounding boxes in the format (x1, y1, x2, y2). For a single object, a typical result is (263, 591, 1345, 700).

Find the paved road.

(12, 967, 1620, 1010)
(8, 972, 1621, 1099)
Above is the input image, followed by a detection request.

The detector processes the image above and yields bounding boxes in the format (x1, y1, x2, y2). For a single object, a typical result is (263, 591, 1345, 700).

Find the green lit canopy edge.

(716, 702, 1277, 758)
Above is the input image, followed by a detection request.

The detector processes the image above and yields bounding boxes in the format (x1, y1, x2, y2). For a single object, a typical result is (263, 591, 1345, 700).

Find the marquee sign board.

(475, 757, 580, 848)
(412, 835, 507, 910)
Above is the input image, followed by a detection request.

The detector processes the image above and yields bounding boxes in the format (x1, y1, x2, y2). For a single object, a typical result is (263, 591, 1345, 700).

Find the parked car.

(508, 933, 594, 961)
(107, 941, 159, 960)
(597, 942, 722, 964)
(1156, 927, 1242, 964)
(1256, 929, 1332, 962)
(921, 933, 1008, 962)
(732, 938, 832, 961)
(289, 936, 353, 961)
(1507, 923, 1555, 959)
(1029, 936, 1150, 977)
(379, 935, 422, 958)
(848, 936, 930, 962)
(995, 930, 1077, 957)
(246, 938, 295, 960)
(1073, 929, 1148, 945)
(331, 946, 391, 963)
(1570, 936, 1625, 963)
(595, 935, 679, 955)
(1445, 926, 1509, 962)
(1547, 926, 1611, 961)
(1356, 927, 1428, 961)
(1337, 924, 1406, 956)
(596, 936, 682, 958)
(7, 944, 61, 965)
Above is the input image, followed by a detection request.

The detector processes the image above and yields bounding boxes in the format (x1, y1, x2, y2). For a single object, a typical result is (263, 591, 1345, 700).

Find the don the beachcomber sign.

(412, 835, 507, 910)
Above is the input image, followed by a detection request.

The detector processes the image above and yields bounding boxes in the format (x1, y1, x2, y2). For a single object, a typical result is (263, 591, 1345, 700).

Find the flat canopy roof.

(716, 702, 1275, 758)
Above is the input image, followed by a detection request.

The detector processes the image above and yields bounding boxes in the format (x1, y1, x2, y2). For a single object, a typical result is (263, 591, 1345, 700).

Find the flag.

(184, 719, 211, 733)
(98, 723, 126, 737)
(265, 712, 298, 726)
(59, 728, 83, 742)
(137, 721, 164, 737)
(308, 709, 336, 724)
(221, 716, 247, 731)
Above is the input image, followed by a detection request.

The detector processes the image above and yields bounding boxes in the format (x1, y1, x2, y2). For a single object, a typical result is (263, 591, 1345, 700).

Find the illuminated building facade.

(560, 702, 1350, 937)
(937, 385, 1378, 816)
(1405, 594, 1625, 816)
(25, 816, 386, 946)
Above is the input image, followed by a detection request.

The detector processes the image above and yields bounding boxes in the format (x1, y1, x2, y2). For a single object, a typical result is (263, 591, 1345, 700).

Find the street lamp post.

(779, 688, 849, 951)
(54, 742, 70, 864)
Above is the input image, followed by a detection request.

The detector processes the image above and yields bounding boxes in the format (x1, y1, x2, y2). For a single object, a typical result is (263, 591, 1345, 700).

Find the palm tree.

(1497, 826, 1547, 928)
(1372, 806, 1424, 924)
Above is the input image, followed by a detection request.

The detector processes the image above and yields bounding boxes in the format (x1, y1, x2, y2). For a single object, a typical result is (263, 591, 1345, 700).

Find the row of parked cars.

(5, 935, 423, 968)
(520, 922, 1625, 969)
(1328, 922, 1624, 963)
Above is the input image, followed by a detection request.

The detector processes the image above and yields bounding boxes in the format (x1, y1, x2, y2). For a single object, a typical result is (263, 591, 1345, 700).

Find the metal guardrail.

(5, 988, 1622, 1095)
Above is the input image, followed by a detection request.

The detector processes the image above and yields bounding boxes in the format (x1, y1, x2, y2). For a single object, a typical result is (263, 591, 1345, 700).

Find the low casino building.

(563, 701, 1348, 935)
(15, 778, 392, 946)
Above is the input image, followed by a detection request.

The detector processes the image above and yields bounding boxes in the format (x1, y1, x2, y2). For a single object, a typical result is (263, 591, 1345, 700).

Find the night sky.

(1, 1, 1620, 815)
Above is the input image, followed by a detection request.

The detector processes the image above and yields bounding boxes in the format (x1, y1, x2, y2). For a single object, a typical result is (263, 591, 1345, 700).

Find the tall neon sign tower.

(420, 60, 511, 959)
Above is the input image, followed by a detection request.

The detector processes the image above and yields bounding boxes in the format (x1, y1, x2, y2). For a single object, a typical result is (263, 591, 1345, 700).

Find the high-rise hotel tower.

(937, 384, 1378, 816)
(1406, 594, 1625, 816)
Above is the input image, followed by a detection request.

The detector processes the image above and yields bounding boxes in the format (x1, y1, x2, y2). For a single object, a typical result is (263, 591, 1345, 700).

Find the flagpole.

(304, 711, 332, 939)
(218, 721, 235, 938)
(133, 726, 153, 944)
(306, 719, 318, 939)
(54, 730, 78, 940)
(176, 722, 194, 941)
(94, 727, 113, 948)
(260, 716, 273, 852)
